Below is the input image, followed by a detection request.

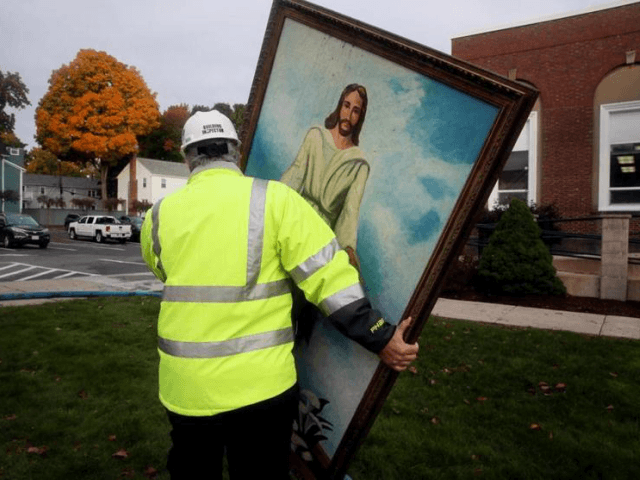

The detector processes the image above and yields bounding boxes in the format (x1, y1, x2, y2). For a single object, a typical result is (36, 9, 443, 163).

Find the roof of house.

(137, 157, 189, 178)
(1, 143, 25, 168)
(23, 173, 100, 189)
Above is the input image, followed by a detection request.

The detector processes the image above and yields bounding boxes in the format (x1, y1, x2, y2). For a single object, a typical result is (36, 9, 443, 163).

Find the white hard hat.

(181, 110, 240, 153)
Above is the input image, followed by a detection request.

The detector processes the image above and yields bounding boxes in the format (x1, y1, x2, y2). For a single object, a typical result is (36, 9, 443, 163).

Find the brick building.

(452, 0, 640, 220)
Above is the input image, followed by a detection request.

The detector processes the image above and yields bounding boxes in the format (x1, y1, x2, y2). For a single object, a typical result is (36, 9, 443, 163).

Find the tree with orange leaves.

(35, 49, 160, 199)
(25, 147, 90, 177)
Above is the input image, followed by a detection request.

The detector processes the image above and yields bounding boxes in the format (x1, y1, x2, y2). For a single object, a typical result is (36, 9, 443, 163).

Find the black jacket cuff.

(326, 298, 395, 353)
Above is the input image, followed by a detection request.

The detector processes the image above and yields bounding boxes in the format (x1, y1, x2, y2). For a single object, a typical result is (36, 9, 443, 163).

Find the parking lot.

(0, 227, 158, 288)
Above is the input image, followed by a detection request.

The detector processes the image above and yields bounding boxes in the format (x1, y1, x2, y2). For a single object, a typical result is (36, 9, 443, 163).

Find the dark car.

(119, 215, 143, 242)
(64, 214, 80, 230)
(0, 212, 50, 249)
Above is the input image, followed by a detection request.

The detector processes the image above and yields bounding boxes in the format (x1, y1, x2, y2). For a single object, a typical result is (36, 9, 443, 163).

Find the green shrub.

(476, 201, 562, 251)
(476, 198, 566, 296)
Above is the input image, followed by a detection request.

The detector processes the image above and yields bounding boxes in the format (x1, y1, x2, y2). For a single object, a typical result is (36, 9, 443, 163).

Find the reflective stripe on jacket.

(140, 161, 377, 416)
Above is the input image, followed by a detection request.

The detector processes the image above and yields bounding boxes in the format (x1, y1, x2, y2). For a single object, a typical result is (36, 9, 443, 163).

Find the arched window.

(595, 64, 640, 211)
(488, 109, 538, 208)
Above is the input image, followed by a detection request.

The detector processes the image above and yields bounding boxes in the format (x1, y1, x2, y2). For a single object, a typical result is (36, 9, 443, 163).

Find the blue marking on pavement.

(0, 291, 161, 301)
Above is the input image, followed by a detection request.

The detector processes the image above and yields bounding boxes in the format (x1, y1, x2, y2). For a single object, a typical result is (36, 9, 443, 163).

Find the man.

(141, 110, 418, 480)
(281, 84, 369, 267)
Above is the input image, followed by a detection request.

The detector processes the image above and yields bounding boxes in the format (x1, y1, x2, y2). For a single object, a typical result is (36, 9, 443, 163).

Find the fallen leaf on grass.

(112, 449, 130, 459)
(554, 383, 567, 393)
(538, 382, 553, 396)
(78, 389, 89, 399)
(144, 466, 158, 478)
(606, 405, 614, 411)
(529, 423, 542, 431)
(430, 416, 440, 425)
(429, 379, 437, 385)
(463, 399, 471, 405)
(108, 435, 117, 442)
(609, 372, 618, 378)
(3, 414, 17, 421)
(476, 397, 488, 403)
(27, 446, 48, 456)
(549, 431, 554, 440)
(391, 408, 401, 415)
(73, 441, 82, 451)
(408, 366, 418, 375)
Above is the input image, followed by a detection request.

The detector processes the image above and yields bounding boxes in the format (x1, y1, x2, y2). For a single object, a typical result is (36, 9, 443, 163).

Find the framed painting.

(241, 1, 538, 478)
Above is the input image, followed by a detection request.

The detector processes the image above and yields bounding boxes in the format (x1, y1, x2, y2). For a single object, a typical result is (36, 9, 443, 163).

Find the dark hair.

(324, 84, 368, 146)
(197, 142, 228, 157)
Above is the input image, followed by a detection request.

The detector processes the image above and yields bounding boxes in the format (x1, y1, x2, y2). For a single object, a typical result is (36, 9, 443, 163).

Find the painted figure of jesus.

(281, 84, 369, 267)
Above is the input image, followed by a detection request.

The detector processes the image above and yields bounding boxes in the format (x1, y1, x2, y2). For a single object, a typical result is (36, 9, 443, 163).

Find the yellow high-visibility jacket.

(141, 161, 394, 417)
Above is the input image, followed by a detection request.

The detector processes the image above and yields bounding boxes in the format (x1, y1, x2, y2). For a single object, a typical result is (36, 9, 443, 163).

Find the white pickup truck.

(68, 215, 132, 243)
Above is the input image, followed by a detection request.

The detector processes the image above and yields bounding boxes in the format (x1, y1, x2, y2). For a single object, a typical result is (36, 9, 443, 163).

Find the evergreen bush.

(476, 201, 562, 252)
(476, 198, 566, 296)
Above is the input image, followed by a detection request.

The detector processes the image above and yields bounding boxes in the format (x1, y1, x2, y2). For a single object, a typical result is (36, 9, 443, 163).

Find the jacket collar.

(189, 160, 243, 181)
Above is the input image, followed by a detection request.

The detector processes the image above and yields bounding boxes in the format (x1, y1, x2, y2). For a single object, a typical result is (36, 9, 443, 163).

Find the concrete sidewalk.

(0, 278, 638, 340)
(432, 298, 640, 340)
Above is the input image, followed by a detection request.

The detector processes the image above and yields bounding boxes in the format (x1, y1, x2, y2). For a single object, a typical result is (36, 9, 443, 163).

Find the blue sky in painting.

(245, 19, 498, 322)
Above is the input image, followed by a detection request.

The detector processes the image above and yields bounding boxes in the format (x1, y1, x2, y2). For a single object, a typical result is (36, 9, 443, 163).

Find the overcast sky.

(2, 0, 626, 150)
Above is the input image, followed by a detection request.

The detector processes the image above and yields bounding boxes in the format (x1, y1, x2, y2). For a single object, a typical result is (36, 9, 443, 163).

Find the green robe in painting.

(280, 126, 370, 251)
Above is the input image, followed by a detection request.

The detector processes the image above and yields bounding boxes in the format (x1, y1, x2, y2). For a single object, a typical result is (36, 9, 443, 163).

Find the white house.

(23, 173, 101, 210)
(117, 157, 189, 215)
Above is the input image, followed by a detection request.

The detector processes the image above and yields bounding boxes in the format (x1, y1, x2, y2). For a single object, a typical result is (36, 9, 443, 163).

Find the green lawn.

(0, 297, 638, 479)
(0, 298, 169, 479)
(350, 317, 640, 480)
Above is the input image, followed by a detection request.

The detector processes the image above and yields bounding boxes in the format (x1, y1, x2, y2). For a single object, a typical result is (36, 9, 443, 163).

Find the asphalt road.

(0, 227, 155, 285)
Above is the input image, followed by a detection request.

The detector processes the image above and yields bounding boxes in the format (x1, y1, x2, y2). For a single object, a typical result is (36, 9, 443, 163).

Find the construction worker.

(140, 110, 419, 480)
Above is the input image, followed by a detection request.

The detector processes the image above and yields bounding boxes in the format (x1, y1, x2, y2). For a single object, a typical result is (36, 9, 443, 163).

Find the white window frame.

(599, 100, 640, 212)
(488, 111, 538, 208)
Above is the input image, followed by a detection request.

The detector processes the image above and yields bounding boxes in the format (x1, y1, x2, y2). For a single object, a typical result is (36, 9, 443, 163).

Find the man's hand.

(378, 317, 419, 372)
